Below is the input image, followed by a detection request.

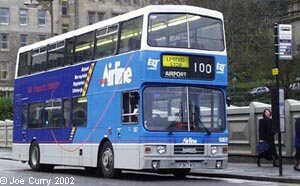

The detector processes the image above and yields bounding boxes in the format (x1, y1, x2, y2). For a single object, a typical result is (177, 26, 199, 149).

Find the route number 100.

(194, 62, 212, 74)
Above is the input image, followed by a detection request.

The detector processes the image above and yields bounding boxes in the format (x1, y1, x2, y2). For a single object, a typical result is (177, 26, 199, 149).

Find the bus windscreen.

(148, 13, 224, 51)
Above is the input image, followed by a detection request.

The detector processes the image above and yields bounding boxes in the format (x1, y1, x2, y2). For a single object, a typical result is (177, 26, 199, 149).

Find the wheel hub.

(31, 146, 38, 166)
(102, 148, 113, 171)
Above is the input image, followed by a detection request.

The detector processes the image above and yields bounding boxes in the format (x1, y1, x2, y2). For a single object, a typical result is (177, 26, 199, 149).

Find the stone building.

(286, 0, 300, 57)
(0, 0, 163, 97)
(0, 0, 49, 97)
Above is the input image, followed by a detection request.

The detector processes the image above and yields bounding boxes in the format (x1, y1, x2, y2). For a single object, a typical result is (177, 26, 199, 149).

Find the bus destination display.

(161, 54, 215, 80)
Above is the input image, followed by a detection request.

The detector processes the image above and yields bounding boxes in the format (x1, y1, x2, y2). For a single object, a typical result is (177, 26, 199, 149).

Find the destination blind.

(161, 54, 215, 80)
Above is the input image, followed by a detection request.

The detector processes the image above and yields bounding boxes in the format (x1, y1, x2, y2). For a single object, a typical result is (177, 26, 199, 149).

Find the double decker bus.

(13, 5, 228, 178)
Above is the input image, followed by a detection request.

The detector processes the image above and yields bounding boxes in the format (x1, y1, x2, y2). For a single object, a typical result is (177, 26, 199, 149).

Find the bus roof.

(17, 5, 223, 54)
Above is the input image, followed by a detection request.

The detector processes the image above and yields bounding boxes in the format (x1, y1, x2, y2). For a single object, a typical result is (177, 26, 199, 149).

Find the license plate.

(176, 162, 196, 168)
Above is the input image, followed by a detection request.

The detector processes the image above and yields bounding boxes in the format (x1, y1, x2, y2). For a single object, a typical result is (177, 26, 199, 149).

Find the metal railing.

(0, 120, 13, 148)
(1, 99, 300, 157)
(228, 99, 300, 157)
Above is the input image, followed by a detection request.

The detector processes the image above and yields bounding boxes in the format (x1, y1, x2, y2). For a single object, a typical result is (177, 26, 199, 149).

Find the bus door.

(120, 91, 140, 140)
(115, 91, 140, 168)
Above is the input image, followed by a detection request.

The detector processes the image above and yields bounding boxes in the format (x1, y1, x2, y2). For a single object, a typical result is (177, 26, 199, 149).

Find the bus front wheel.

(172, 168, 191, 178)
(29, 141, 53, 172)
(98, 141, 121, 178)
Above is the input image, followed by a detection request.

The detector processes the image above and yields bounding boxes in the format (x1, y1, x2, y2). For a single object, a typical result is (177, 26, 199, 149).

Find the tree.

(180, 1, 291, 92)
(138, 0, 296, 100)
(0, 97, 13, 120)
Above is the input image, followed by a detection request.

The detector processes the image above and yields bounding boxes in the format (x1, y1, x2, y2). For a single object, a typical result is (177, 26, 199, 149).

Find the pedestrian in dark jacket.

(257, 108, 279, 167)
(294, 117, 300, 171)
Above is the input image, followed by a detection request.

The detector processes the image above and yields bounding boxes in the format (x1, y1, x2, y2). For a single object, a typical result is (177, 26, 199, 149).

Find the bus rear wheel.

(97, 141, 121, 178)
(29, 141, 54, 172)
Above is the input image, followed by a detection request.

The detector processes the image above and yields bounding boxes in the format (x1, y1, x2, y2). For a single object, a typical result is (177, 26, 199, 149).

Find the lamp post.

(23, 0, 54, 37)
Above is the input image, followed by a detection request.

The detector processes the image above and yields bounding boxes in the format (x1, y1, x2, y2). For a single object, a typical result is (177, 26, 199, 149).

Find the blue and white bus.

(13, 5, 228, 178)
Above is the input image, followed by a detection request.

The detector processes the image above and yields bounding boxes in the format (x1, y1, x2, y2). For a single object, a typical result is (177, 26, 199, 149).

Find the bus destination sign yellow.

(162, 55, 189, 68)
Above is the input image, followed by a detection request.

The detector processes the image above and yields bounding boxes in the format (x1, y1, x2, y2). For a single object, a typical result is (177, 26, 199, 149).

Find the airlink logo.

(216, 63, 226, 74)
(147, 58, 159, 70)
(100, 61, 132, 87)
(182, 137, 197, 144)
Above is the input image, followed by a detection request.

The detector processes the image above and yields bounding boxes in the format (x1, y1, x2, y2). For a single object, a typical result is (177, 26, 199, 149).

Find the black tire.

(29, 141, 54, 172)
(85, 167, 97, 175)
(97, 141, 121, 178)
(172, 169, 191, 178)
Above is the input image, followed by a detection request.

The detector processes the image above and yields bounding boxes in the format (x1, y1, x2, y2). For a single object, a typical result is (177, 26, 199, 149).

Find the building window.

(19, 9, 28, 25)
(149, 0, 156, 4)
(133, 0, 139, 4)
(62, 0, 68, 16)
(115, 0, 121, 3)
(62, 24, 69, 33)
(38, 10, 46, 26)
(98, 12, 105, 21)
(0, 8, 9, 25)
(0, 62, 9, 80)
(20, 34, 28, 47)
(112, 12, 121, 17)
(88, 11, 96, 25)
(39, 35, 46, 41)
(0, 34, 9, 49)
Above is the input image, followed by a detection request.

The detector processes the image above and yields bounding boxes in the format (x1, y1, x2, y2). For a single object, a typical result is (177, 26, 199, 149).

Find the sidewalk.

(0, 147, 12, 160)
(192, 163, 300, 183)
(1, 147, 300, 183)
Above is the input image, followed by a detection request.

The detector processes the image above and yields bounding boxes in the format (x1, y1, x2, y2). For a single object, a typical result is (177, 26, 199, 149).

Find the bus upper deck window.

(18, 52, 30, 76)
(95, 25, 118, 59)
(74, 31, 94, 64)
(147, 13, 224, 51)
(47, 41, 65, 70)
(65, 37, 74, 65)
(119, 16, 142, 54)
(31, 47, 47, 74)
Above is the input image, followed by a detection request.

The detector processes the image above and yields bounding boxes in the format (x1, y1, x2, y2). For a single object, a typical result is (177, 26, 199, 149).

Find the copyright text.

(0, 176, 75, 186)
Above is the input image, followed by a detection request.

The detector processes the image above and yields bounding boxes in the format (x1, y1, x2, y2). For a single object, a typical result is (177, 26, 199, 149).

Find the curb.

(189, 172, 300, 184)
(0, 157, 12, 161)
(1, 154, 299, 183)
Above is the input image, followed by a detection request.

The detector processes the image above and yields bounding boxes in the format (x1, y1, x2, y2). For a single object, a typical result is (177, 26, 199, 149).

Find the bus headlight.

(216, 160, 223, 169)
(211, 146, 218, 155)
(152, 160, 160, 170)
(157, 146, 166, 154)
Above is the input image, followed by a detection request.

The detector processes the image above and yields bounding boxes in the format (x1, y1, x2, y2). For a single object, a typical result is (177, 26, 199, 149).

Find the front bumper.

(141, 157, 228, 170)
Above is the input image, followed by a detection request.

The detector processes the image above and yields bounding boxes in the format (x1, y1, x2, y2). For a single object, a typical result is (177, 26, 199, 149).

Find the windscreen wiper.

(201, 122, 211, 136)
(167, 122, 176, 135)
(194, 113, 211, 136)
(168, 103, 184, 134)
